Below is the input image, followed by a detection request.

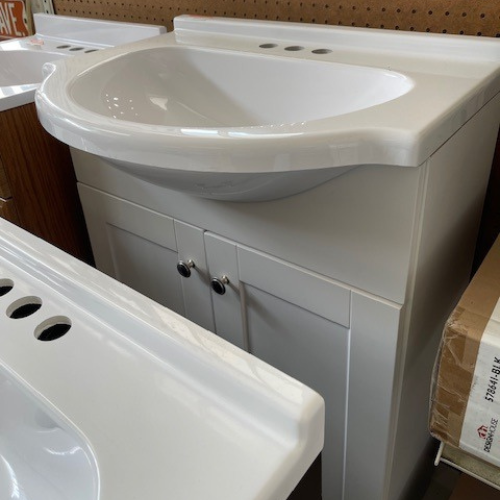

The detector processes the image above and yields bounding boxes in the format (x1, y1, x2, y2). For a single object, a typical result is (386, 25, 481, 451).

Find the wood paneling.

(0, 155, 11, 199)
(0, 103, 94, 264)
(53, 0, 500, 36)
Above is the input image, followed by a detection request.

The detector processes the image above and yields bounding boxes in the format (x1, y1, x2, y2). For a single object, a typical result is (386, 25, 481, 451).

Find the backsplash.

(52, 0, 499, 36)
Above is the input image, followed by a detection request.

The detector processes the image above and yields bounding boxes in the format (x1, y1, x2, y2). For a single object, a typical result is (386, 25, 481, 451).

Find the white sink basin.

(37, 16, 500, 201)
(0, 218, 324, 500)
(71, 47, 411, 126)
(0, 369, 98, 500)
(0, 13, 165, 112)
(0, 51, 62, 86)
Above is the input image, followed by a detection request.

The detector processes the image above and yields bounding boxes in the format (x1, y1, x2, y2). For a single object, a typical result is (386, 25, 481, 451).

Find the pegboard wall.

(53, 0, 500, 36)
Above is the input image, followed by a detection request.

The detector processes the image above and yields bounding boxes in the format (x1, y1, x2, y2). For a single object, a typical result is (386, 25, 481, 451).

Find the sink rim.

(36, 15, 500, 200)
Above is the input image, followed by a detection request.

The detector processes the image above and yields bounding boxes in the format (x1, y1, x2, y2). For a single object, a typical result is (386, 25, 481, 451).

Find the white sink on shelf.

(36, 16, 500, 201)
(0, 218, 324, 500)
(0, 13, 165, 112)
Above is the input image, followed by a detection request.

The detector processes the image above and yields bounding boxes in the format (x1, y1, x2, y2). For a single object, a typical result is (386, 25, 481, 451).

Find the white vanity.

(36, 16, 500, 500)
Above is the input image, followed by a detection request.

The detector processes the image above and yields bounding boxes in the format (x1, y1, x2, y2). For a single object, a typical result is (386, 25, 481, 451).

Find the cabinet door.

(205, 233, 350, 500)
(78, 185, 213, 328)
(204, 233, 246, 349)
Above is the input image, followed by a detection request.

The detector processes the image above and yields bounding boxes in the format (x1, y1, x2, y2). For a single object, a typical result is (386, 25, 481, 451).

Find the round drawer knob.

(211, 276, 230, 295)
(177, 260, 195, 278)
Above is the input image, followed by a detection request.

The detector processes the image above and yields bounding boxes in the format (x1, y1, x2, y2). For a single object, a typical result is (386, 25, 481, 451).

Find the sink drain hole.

(7, 296, 42, 319)
(35, 317, 72, 342)
(0, 279, 14, 297)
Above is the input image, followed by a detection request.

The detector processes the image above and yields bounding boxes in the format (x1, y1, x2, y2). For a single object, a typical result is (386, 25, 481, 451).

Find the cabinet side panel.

(0, 104, 93, 263)
(346, 292, 402, 500)
(388, 96, 500, 500)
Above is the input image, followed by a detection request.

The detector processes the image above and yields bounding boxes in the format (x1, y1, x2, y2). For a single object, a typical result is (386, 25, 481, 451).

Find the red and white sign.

(0, 0, 29, 38)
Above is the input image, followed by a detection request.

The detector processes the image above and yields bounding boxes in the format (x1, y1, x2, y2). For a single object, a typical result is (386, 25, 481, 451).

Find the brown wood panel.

(0, 103, 94, 264)
(0, 198, 19, 225)
(53, 0, 500, 36)
(0, 154, 11, 199)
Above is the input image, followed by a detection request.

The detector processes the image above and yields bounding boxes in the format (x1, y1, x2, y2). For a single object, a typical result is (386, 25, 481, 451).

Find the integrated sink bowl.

(0, 51, 62, 87)
(71, 47, 412, 127)
(0, 13, 165, 112)
(0, 369, 98, 500)
(37, 16, 500, 201)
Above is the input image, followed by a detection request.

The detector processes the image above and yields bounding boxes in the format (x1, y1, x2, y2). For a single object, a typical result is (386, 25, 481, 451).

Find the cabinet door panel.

(78, 185, 185, 315)
(204, 233, 246, 349)
(106, 225, 184, 314)
(246, 285, 348, 500)
(175, 220, 215, 331)
(238, 246, 351, 327)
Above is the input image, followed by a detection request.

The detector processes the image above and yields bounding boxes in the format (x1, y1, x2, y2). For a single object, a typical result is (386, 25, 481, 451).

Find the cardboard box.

(430, 235, 500, 467)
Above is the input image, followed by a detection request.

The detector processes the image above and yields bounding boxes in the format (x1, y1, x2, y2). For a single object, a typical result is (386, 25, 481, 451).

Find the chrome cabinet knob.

(211, 275, 230, 295)
(177, 260, 195, 278)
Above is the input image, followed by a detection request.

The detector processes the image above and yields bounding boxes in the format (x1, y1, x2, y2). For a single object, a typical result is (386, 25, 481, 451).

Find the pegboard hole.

(284, 45, 305, 51)
(0, 279, 14, 297)
(7, 297, 42, 319)
(35, 317, 72, 342)
(259, 43, 278, 48)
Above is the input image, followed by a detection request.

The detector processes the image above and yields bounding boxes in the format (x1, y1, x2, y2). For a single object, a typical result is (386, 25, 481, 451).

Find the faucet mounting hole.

(35, 317, 72, 341)
(7, 296, 42, 319)
(0, 279, 14, 297)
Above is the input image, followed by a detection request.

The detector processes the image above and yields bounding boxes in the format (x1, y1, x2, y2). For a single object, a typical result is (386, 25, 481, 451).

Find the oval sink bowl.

(37, 16, 500, 201)
(0, 369, 98, 500)
(0, 51, 62, 87)
(71, 47, 411, 127)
